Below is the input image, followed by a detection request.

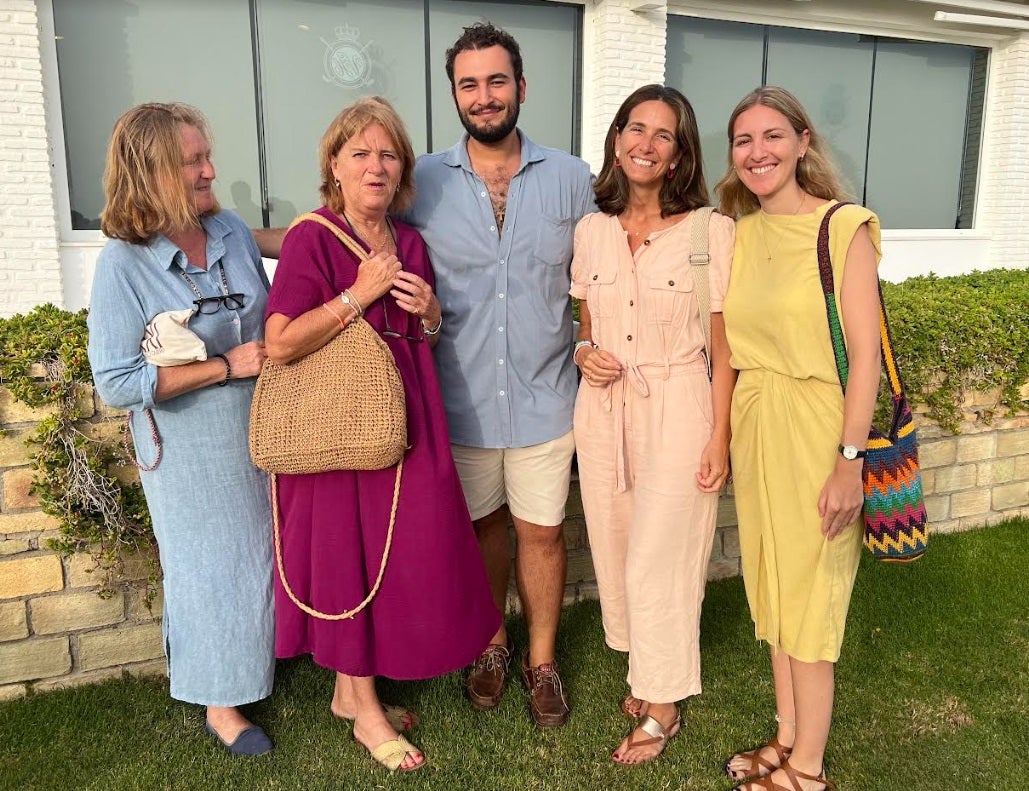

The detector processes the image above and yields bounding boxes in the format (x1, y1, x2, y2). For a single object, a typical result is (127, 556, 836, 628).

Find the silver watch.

(839, 444, 867, 461)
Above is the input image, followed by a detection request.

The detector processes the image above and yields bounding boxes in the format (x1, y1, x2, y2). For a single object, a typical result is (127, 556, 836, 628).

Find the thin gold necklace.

(343, 213, 391, 253)
(759, 194, 807, 263)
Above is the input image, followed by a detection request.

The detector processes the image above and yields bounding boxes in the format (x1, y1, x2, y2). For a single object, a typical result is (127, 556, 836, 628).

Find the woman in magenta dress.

(264, 97, 500, 772)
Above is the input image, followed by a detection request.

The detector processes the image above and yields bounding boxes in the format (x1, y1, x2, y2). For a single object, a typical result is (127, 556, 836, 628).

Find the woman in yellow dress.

(717, 86, 882, 791)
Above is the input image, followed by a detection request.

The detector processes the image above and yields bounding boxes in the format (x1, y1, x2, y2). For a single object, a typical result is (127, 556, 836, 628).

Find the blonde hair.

(318, 97, 416, 215)
(715, 86, 849, 218)
(101, 102, 219, 244)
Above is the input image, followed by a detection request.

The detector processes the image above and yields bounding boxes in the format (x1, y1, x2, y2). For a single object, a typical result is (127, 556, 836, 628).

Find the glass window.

(53, 0, 582, 232)
(666, 16, 986, 229)
(865, 40, 976, 229)
(765, 28, 873, 202)
(53, 0, 261, 229)
(665, 17, 764, 197)
(256, 0, 430, 226)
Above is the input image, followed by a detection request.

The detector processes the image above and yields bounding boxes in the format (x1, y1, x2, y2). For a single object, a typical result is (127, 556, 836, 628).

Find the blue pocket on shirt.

(533, 214, 575, 267)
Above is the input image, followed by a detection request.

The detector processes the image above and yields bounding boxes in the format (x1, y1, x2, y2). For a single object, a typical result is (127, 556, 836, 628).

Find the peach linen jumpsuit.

(571, 209, 735, 702)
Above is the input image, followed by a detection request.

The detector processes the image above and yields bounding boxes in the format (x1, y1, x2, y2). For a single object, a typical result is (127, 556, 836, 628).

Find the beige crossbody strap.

(288, 211, 374, 262)
(689, 206, 715, 380)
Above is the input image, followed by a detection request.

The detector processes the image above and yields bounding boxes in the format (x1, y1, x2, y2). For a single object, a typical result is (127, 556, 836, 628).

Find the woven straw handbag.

(817, 202, 929, 563)
(249, 317, 406, 474)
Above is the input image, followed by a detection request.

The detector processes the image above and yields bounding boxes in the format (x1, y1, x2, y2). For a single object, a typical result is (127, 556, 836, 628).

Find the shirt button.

(490, 225, 496, 232)
(499, 259, 506, 265)
(592, 274, 598, 280)
(644, 239, 651, 245)
(498, 293, 505, 299)
(499, 390, 506, 396)
(481, 191, 486, 197)
(498, 326, 504, 333)
(629, 300, 634, 306)
(627, 335, 633, 341)
(499, 358, 505, 365)
(668, 280, 675, 286)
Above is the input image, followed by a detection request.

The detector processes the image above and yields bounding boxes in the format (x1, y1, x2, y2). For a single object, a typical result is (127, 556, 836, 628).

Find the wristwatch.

(839, 444, 867, 461)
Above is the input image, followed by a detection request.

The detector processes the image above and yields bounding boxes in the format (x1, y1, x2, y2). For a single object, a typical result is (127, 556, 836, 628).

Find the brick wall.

(0, 384, 164, 701)
(3, 379, 1025, 697)
(0, 0, 63, 317)
(581, 0, 668, 169)
(978, 32, 1029, 271)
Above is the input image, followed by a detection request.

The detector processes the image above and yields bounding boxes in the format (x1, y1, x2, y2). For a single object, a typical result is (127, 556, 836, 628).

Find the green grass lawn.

(2, 518, 1026, 790)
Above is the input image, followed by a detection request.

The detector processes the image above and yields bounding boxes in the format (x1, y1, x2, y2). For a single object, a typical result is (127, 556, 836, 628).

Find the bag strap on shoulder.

(289, 212, 372, 262)
(816, 201, 910, 437)
(689, 206, 715, 379)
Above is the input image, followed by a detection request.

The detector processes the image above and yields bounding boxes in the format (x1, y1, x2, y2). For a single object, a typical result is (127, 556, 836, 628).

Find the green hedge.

(0, 269, 1025, 589)
(881, 268, 1028, 431)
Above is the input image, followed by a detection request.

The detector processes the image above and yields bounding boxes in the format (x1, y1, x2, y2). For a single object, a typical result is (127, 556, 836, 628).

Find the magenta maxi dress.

(266, 207, 500, 679)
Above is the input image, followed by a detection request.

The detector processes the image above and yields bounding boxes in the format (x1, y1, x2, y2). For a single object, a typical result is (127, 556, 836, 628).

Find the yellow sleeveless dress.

(723, 200, 881, 663)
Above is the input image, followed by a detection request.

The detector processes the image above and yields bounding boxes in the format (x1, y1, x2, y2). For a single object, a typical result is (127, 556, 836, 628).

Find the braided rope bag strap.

(269, 211, 407, 616)
(816, 202, 928, 562)
(271, 461, 404, 620)
(689, 206, 716, 380)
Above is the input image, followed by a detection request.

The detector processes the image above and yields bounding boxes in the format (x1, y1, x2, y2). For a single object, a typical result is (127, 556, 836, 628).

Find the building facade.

(1, 0, 1027, 317)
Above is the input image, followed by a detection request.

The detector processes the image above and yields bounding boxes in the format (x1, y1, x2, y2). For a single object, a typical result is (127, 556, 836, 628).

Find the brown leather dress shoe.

(521, 654, 570, 728)
(466, 637, 514, 710)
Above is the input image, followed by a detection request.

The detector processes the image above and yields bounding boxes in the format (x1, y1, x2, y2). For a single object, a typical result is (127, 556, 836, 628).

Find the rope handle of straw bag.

(816, 202, 910, 433)
(123, 408, 162, 471)
(273, 211, 404, 620)
(289, 211, 381, 263)
(688, 206, 715, 380)
(271, 462, 404, 621)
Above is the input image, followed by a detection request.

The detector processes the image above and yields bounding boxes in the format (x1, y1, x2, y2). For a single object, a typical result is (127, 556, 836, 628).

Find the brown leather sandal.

(612, 711, 681, 765)
(724, 735, 793, 781)
(732, 758, 836, 791)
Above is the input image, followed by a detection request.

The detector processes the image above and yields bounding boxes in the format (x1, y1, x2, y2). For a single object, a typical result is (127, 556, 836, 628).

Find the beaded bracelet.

(573, 339, 598, 366)
(214, 353, 231, 386)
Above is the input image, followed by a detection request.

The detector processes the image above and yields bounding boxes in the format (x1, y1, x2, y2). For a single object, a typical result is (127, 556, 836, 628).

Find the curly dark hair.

(593, 84, 709, 217)
(444, 21, 523, 89)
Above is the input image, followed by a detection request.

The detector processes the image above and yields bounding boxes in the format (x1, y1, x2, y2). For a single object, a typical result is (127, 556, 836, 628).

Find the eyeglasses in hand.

(193, 293, 246, 315)
(379, 297, 424, 342)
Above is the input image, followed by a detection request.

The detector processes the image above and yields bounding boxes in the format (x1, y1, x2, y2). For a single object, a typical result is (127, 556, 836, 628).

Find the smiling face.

(178, 123, 216, 216)
(730, 103, 810, 209)
(452, 45, 525, 145)
(616, 99, 681, 189)
(330, 123, 403, 219)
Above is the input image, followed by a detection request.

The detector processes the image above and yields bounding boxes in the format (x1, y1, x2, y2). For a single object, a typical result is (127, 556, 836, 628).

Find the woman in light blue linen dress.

(87, 103, 275, 756)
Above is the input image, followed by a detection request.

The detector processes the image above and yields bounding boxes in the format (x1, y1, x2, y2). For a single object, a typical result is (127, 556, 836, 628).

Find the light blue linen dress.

(87, 210, 274, 706)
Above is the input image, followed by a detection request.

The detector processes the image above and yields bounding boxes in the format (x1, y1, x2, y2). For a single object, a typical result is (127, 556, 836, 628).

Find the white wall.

(0, 0, 61, 316)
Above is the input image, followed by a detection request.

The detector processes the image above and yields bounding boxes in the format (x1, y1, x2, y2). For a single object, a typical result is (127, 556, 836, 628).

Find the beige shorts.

(450, 431, 576, 526)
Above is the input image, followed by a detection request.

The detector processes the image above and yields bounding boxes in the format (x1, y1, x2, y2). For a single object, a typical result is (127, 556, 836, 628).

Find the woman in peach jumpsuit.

(571, 85, 736, 765)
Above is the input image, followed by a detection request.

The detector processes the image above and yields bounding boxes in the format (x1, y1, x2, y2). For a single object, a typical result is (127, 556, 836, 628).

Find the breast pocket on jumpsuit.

(642, 264, 695, 326)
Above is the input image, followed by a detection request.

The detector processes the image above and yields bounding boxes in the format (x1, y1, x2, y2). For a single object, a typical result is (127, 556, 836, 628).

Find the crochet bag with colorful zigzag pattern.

(817, 203, 929, 563)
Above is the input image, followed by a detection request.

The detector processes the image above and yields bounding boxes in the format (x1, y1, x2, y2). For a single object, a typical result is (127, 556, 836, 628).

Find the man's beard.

(458, 101, 520, 144)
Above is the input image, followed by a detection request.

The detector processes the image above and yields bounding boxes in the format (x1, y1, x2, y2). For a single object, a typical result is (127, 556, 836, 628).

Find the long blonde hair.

(318, 97, 416, 215)
(716, 86, 849, 218)
(101, 103, 219, 244)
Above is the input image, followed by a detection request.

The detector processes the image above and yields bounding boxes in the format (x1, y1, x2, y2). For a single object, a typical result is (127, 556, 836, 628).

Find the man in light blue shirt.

(405, 22, 594, 728)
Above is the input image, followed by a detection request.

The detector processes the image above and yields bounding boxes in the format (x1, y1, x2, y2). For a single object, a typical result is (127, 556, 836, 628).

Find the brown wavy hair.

(318, 96, 416, 216)
(593, 84, 709, 217)
(101, 102, 219, 244)
(716, 85, 849, 218)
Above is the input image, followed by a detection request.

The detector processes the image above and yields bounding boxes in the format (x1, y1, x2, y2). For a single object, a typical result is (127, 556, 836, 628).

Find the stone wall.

(1, 381, 1026, 699)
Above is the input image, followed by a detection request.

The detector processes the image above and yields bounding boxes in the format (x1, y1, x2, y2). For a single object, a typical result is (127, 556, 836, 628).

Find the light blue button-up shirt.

(407, 131, 595, 448)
